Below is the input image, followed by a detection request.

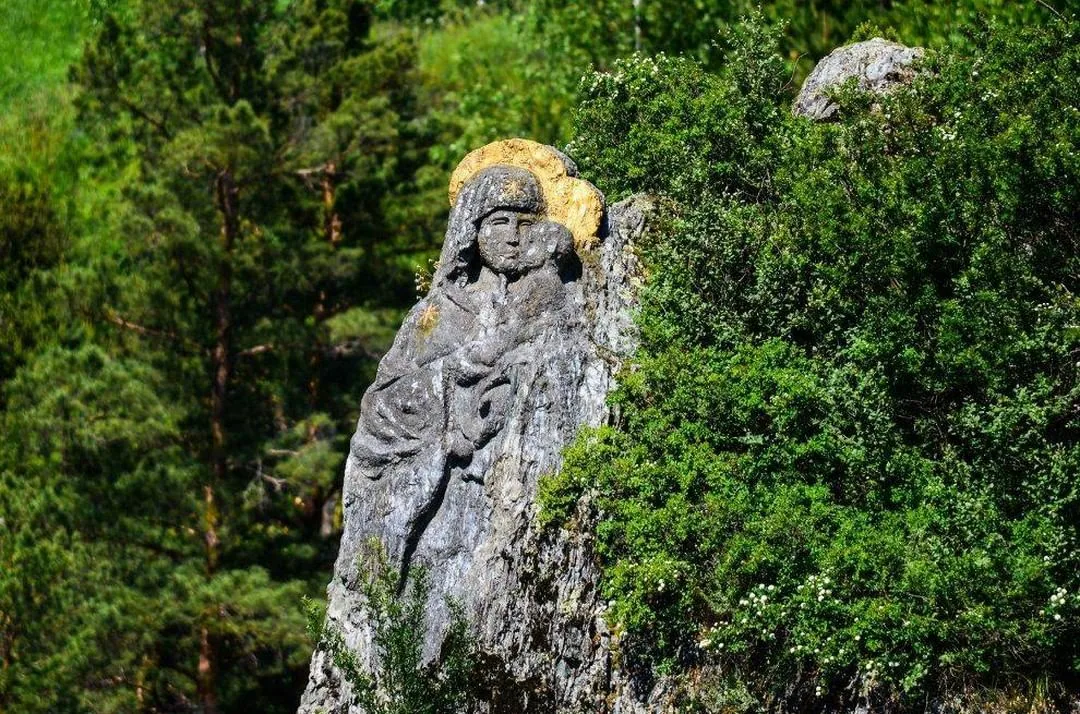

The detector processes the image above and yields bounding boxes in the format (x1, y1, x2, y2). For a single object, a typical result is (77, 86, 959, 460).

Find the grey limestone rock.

(794, 37, 924, 121)
(299, 143, 652, 713)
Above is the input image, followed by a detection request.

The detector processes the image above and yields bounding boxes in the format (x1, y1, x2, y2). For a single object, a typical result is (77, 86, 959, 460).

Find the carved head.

(447, 138, 604, 252)
(522, 219, 574, 272)
(438, 165, 546, 282)
(476, 210, 575, 277)
(435, 140, 605, 291)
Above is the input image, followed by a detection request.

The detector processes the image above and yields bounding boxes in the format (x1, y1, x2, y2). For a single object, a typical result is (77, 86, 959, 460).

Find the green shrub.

(305, 542, 478, 714)
(545, 14, 1079, 711)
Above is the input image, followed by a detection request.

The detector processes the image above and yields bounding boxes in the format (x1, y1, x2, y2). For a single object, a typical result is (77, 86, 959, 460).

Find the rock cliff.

(299, 139, 650, 713)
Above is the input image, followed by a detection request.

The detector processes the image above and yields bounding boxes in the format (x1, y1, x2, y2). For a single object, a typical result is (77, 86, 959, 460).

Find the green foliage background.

(545, 12, 1079, 713)
(0, 0, 1074, 711)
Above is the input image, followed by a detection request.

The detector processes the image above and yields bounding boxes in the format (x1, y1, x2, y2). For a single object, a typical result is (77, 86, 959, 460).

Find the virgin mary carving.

(303, 139, 645, 713)
(338, 141, 603, 610)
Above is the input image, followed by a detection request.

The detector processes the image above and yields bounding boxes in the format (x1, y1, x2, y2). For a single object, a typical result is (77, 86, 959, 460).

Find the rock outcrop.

(302, 37, 928, 710)
(299, 139, 649, 713)
(794, 38, 924, 121)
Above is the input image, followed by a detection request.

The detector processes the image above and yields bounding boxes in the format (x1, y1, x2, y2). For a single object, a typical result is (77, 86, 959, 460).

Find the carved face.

(477, 209, 539, 275)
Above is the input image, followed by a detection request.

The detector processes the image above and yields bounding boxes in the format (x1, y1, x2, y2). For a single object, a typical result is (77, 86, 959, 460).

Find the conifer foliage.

(545, 15, 1079, 712)
(2, 1, 427, 711)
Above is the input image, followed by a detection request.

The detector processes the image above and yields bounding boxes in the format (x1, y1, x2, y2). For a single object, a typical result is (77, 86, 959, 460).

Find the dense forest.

(0, 0, 1075, 712)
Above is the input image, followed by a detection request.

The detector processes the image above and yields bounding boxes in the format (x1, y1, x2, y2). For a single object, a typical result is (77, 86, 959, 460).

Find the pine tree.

(0, 1, 428, 710)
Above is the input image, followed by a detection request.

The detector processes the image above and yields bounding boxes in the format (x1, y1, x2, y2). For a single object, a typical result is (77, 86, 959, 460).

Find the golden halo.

(448, 138, 605, 250)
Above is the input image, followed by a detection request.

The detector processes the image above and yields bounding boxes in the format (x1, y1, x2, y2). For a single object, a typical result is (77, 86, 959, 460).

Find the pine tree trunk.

(211, 170, 237, 484)
(322, 161, 342, 249)
(198, 169, 238, 714)
(197, 624, 218, 714)
(306, 164, 343, 535)
(308, 161, 340, 435)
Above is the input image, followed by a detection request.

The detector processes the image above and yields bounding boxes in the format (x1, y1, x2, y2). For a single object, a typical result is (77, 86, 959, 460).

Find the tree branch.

(104, 309, 203, 353)
(236, 343, 274, 357)
(1035, 0, 1065, 20)
(118, 96, 173, 140)
(294, 164, 333, 177)
(325, 339, 383, 361)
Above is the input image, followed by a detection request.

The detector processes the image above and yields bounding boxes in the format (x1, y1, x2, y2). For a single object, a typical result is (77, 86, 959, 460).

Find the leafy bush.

(305, 542, 478, 714)
(545, 15, 1079, 711)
